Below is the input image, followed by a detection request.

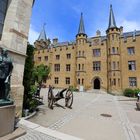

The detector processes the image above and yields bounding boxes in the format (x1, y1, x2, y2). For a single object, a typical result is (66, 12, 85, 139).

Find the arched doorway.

(94, 78, 100, 89)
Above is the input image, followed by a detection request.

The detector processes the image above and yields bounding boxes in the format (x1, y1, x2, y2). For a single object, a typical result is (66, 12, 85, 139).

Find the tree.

(32, 64, 50, 87)
(23, 43, 34, 109)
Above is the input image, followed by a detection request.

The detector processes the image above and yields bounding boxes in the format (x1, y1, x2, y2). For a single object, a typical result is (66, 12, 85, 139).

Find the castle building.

(34, 5, 140, 94)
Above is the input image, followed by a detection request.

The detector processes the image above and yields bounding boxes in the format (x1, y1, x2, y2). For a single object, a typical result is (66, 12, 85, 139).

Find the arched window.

(0, 0, 9, 40)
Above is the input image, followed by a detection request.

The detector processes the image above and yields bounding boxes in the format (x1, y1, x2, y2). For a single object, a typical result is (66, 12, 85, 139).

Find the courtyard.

(16, 89, 140, 140)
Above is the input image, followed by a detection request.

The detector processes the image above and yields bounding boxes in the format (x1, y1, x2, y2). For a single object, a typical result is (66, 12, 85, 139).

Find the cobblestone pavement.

(16, 89, 140, 140)
(17, 125, 61, 140)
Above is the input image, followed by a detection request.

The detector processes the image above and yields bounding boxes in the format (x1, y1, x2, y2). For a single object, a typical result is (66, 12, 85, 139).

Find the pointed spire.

(78, 13, 86, 34)
(38, 23, 47, 41)
(108, 5, 117, 29)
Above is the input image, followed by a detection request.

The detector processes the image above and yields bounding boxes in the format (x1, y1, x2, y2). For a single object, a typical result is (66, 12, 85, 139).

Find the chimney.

(96, 30, 101, 36)
(120, 26, 123, 35)
(53, 38, 58, 44)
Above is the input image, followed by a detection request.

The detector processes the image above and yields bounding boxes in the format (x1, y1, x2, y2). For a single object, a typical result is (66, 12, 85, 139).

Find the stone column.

(1, 0, 34, 116)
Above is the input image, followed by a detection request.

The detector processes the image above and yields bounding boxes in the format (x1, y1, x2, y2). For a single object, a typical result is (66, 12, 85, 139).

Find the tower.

(106, 5, 122, 94)
(76, 13, 87, 89)
(35, 24, 51, 49)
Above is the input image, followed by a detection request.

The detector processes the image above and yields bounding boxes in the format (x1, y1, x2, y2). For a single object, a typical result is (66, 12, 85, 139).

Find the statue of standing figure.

(0, 48, 13, 101)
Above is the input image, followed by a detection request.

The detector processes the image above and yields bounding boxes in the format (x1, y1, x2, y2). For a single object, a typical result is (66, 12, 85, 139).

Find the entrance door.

(94, 78, 100, 89)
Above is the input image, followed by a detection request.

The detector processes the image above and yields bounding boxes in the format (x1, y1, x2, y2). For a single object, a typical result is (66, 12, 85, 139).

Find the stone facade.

(34, 6, 140, 94)
(0, 0, 34, 115)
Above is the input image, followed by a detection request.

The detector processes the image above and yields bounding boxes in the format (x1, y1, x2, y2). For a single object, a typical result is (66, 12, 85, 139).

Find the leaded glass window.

(0, 0, 8, 39)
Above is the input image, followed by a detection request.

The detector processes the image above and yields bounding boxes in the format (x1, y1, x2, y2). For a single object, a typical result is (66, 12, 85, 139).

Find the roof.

(108, 5, 117, 29)
(78, 13, 86, 34)
(37, 24, 47, 41)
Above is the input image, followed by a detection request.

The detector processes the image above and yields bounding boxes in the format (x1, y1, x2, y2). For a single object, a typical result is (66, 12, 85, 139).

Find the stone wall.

(0, 0, 34, 116)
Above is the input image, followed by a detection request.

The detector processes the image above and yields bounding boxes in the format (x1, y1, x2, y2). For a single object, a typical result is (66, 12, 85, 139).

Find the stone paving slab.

(16, 89, 140, 140)
(16, 120, 83, 140)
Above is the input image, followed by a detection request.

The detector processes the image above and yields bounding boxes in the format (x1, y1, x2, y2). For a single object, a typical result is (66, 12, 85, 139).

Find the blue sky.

(29, 0, 140, 44)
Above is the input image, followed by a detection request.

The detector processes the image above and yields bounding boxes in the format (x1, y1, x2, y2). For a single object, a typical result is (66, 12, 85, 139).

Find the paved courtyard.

(16, 89, 140, 140)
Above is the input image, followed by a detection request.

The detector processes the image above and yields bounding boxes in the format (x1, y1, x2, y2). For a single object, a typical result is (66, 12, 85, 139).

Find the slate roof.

(108, 5, 117, 29)
(78, 13, 86, 34)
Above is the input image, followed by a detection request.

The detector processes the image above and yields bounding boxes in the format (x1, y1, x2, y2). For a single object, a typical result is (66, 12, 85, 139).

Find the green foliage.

(123, 88, 140, 97)
(23, 44, 35, 110)
(29, 85, 37, 95)
(133, 89, 140, 97)
(69, 86, 78, 92)
(28, 99, 39, 112)
(32, 64, 50, 86)
(123, 88, 135, 97)
(23, 44, 50, 115)
(23, 43, 34, 93)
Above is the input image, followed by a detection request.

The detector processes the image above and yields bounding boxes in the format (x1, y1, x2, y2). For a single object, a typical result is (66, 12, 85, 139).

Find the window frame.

(54, 64, 60, 72)
(93, 61, 101, 71)
(129, 77, 137, 87)
(128, 61, 136, 71)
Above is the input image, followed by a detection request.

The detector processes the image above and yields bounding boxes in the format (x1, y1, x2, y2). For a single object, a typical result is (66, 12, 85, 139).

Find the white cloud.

(28, 25, 39, 45)
(119, 20, 140, 32)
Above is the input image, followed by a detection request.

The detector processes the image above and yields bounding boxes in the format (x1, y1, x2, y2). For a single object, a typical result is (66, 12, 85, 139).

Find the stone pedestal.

(0, 105, 15, 137)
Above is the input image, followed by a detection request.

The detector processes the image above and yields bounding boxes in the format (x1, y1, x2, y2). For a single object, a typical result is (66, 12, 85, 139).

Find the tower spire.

(38, 23, 47, 41)
(78, 13, 86, 34)
(108, 4, 117, 29)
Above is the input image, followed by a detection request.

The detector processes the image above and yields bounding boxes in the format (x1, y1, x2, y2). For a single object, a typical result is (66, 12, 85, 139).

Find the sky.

(28, 0, 140, 44)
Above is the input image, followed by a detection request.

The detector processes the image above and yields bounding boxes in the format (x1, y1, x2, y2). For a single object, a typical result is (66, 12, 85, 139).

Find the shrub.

(133, 88, 140, 97)
(29, 85, 37, 95)
(123, 88, 135, 97)
(69, 86, 78, 92)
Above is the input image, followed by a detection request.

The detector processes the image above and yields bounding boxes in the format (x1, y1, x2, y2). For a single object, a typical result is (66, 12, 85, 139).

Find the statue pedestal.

(0, 105, 15, 137)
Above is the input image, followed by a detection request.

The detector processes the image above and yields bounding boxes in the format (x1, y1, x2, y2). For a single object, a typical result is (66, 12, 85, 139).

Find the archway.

(94, 78, 100, 89)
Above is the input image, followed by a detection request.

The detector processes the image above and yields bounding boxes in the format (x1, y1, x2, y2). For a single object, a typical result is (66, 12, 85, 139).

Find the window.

(110, 79, 111, 86)
(112, 61, 116, 70)
(117, 62, 119, 69)
(93, 49, 101, 57)
(0, 0, 8, 40)
(67, 53, 71, 59)
(82, 64, 84, 71)
(66, 64, 71, 71)
(78, 79, 80, 85)
(79, 51, 81, 56)
(44, 56, 48, 61)
(118, 78, 120, 87)
(127, 47, 135, 55)
(56, 55, 60, 60)
(112, 47, 115, 54)
(128, 61, 136, 71)
(54, 64, 60, 71)
(66, 77, 70, 85)
(112, 35, 114, 40)
(38, 57, 41, 61)
(82, 51, 84, 56)
(54, 77, 59, 84)
(82, 79, 84, 85)
(117, 47, 119, 53)
(78, 64, 81, 70)
(93, 61, 101, 71)
(108, 48, 110, 55)
(129, 77, 137, 87)
(113, 79, 116, 85)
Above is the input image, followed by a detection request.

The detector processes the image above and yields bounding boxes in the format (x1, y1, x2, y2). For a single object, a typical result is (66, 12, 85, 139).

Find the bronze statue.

(0, 48, 13, 103)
